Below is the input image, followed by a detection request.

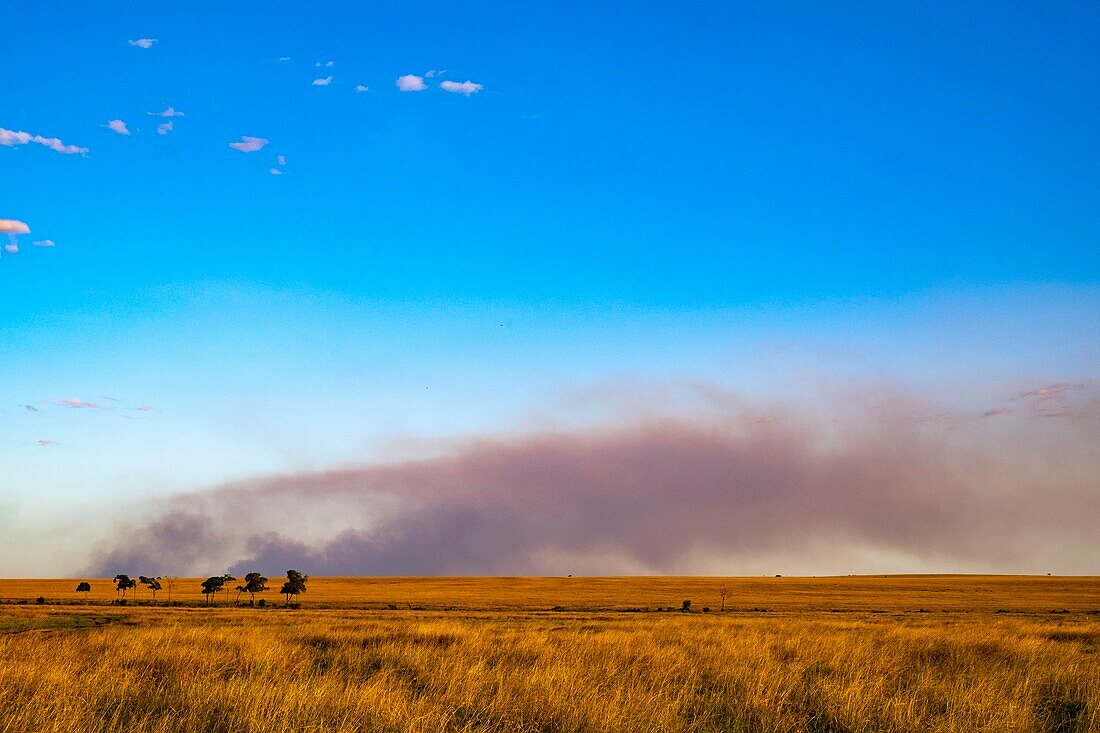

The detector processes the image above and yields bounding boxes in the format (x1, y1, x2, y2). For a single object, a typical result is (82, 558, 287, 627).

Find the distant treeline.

(73, 570, 308, 607)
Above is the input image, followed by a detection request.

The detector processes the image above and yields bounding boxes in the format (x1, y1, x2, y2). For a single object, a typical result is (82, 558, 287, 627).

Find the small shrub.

(257, 599, 266, 608)
(35, 597, 45, 604)
(681, 600, 692, 612)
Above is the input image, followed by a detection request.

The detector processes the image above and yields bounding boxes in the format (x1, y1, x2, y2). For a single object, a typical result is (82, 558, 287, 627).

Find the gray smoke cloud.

(83, 386, 1100, 577)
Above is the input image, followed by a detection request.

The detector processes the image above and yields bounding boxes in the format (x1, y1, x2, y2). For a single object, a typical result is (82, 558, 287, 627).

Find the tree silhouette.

(75, 581, 91, 596)
(279, 569, 308, 606)
(113, 574, 136, 600)
(200, 576, 226, 606)
(235, 572, 269, 606)
(221, 574, 236, 603)
(139, 576, 163, 604)
(718, 584, 731, 612)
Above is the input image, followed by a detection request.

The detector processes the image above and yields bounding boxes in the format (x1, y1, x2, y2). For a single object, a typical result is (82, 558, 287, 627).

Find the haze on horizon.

(2, 2, 1098, 578)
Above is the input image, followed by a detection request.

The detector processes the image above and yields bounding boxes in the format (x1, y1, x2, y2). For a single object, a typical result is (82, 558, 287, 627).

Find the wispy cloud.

(1017, 382, 1090, 402)
(278, 56, 291, 62)
(23, 405, 39, 412)
(128, 39, 156, 49)
(136, 405, 154, 412)
(0, 128, 88, 155)
(37, 440, 60, 447)
(104, 119, 131, 136)
(32, 239, 55, 247)
(315, 60, 334, 68)
(228, 136, 269, 153)
(396, 74, 426, 92)
(157, 121, 173, 135)
(981, 407, 1014, 418)
(276, 155, 286, 166)
(4, 243, 17, 253)
(269, 168, 282, 176)
(312, 76, 334, 86)
(355, 85, 369, 93)
(440, 79, 483, 96)
(55, 398, 101, 409)
(148, 107, 184, 118)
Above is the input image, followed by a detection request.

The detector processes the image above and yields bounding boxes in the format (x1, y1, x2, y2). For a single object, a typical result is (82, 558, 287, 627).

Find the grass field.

(1, 576, 1098, 732)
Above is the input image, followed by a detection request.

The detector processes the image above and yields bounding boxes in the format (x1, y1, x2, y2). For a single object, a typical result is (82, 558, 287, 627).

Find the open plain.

(1, 576, 1097, 732)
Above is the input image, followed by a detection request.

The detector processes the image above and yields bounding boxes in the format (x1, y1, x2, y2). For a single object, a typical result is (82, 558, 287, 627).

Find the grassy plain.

(1, 576, 1097, 732)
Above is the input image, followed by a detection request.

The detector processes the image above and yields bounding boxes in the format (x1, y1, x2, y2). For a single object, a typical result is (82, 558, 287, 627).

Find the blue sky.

(2, 2, 1098, 576)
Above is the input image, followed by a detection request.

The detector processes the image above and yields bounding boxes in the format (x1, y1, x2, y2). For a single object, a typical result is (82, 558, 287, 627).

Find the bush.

(257, 599, 266, 608)
(681, 600, 692, 612)
(35, 597, 45, 605)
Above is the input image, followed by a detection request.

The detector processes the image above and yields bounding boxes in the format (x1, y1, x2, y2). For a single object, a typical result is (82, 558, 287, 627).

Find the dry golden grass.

(5, 575, 1099, 612)
(1, 577, 1098, 732)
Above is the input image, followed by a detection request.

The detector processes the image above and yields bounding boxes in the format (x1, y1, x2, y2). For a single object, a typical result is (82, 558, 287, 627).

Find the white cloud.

(440, 80, 483, 96)
(396, 74, 426, 92)
(32, 239, 55, 247)
(269, 168, 283, 175)
(315, 60, 334, 68)
(277, 155, 286, 166)
(105, 119, 131, 135)
(279, 56, 291, 62)
(157, 121, 173, 135)
(0, 219, 29, 253)
(312, 76, 334, 86)
(0, 127, 88, 155)
(148, 107, 184, 118)
(0, 219, 30, 235)
(355, 84, 369, 93)
(228, 136, 269, 153)
(128, 39, 157, 49)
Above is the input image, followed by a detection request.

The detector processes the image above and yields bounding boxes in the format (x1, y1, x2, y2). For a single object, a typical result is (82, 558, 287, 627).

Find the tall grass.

(0, 606, 1096, 732)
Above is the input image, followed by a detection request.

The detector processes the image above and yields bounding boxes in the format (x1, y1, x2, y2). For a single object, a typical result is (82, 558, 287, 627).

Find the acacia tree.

(113, 574, 137, 600)
(139, 576, 163, 604)
(200, 576, 226, 606)
(221, 574, 236, 604)
(718, 584, 731, 612)
(235, 572, 269, 606)
(75, 581, 91, 596)
(279, 570, 308, 606)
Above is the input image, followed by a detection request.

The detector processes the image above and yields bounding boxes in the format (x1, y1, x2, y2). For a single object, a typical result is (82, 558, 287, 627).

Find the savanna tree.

(279, 569, 308, 606)
(718, 584, 731, 612)
(139, 576, 163, 604)
(235, 572, 269, 606)
(200, 576, 226, 606)
(221, 574, 236, 603)
(75, 581, 91, 595)
(113, 574, 137, 600)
